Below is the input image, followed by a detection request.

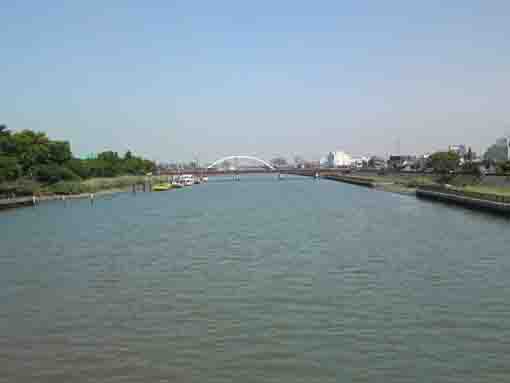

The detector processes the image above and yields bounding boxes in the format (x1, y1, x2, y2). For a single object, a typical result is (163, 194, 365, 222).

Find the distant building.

(304, 160, 320, 169)
(448, 145, 467, 157)
(350, 156, 369, 168)
(387, 155, 416, 170)
(367, 156, 387, 169)
(327, 151, 352, 167)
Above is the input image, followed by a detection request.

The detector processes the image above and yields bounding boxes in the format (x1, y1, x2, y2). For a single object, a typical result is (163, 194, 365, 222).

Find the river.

(1, 175, 509, 382)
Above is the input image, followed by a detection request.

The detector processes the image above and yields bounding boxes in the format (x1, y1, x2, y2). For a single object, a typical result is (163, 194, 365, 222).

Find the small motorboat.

(153, 183, 173, 191)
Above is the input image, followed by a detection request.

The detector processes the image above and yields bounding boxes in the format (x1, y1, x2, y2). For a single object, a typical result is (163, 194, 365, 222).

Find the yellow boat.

(153, 183, 173, 191)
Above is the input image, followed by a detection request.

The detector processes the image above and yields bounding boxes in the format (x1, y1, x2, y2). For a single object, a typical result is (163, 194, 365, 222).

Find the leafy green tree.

(460, 161, 481, 177)
(484, 143, 507, 162)
(0, 127, 156, 184)
(48, 141, 72, 164)
(11, 130, 51, 171)
(0, 156, 21, 182)
(498, 161, 510, 174)
(33, 164, 79, 183)
(66, 158, 91, 179)
(97, 151, 120, 163)
(0, 125, 14, 154)
(429, 151, 460, 174)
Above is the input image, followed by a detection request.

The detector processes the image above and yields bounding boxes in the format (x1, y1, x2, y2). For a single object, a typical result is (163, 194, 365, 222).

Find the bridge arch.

(207, 155, 276, 170)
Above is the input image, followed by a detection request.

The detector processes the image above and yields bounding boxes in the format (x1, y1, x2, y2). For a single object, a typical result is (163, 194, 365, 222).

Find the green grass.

(0, 175, 171, 196)
(463, 185, 510, 197)
(45, 175, 170, 194)
(367, 174, 438, 188)
(0, 179, 42, 196)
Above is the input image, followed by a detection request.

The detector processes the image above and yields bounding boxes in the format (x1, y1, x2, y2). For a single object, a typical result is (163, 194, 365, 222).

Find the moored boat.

(153, 183, 173, 191)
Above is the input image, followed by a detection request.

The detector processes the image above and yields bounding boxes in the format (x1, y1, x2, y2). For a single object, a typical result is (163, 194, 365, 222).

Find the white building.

(327, 151, 352, 167)
(350, 156, 369, 168)
(448, 145, 467, 157)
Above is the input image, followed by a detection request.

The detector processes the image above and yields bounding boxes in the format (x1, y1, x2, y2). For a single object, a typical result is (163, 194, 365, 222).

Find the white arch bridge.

(207, 155, 276, 170)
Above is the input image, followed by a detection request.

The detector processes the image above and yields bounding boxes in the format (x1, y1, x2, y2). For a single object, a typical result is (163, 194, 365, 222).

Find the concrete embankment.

(323, 174, 375, 187)
(0, 197, 34, 210)
(416, 186, 510, 215)
(0, 189, 127, 211)
(326, 174, 510, 215)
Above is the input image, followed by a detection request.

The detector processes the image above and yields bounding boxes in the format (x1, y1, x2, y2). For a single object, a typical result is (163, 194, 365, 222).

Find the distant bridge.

(207, 155, 276, 170)
(158, 154, 350, 177)
(159, 167, 346, 178)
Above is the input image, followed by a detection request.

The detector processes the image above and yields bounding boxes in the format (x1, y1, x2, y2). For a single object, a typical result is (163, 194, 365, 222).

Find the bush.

(47, 181, 90, 195)
(0, 156, 22, 182)
(66, 158, 91, 179)
(0, 179, 41, 197)
(33, 164, 80, 184)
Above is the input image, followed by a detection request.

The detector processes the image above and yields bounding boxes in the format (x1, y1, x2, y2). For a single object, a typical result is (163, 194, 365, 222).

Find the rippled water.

(1, 175, 510, 382)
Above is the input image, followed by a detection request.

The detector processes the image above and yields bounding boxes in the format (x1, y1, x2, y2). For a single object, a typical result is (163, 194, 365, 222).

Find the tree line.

(0, 125, 155, 184)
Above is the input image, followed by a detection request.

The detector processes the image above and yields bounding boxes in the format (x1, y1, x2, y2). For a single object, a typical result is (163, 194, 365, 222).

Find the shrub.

(66, 158, 91, 179)
(33, 164, 80, 184)
(0, 156, 22, 182)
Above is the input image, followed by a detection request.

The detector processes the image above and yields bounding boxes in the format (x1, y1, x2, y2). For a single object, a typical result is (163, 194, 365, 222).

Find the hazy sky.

(2, 1, 509, 163)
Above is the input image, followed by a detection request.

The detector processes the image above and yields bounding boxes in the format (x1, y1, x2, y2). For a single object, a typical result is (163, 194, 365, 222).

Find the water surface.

(1, 175, 509, 382)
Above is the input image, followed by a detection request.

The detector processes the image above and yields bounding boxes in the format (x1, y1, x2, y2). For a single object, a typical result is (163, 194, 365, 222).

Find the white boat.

(178, 174, 194, 186)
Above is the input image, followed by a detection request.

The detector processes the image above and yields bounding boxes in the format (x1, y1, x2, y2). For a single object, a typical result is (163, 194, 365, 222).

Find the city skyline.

(2, 1, 509, 162)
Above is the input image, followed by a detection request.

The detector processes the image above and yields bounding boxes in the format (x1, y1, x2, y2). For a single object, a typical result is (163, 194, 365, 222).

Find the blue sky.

(1, 1, 509, 163)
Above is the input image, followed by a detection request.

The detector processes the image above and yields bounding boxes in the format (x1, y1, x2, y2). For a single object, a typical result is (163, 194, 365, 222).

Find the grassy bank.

(348, 172, 510, 200)
(0, 175, 170, 197)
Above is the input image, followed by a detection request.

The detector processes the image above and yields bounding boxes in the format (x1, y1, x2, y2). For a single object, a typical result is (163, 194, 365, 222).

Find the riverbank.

(416, 185, 510, 215)
(0, 175, 171, 210)
(0, 187, 134, 210)
(324, 172, 510, 215)
(322, 173, 426, 194)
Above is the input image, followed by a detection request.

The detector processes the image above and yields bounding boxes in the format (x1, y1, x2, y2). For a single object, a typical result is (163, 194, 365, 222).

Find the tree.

(429, 151, 460, 175)
(66, 158, 91, 179)
(460, 161, 481, 177)
(498, 161, 510, 174)
(484, 144, 507, 162)
(466, 147, 473, 162)
(0, 156, 21, 182)
(0, 125, 13, 154)
(33, 164, 79, 183)
(11, 130, 51, 171)
(97, 151, 120, 163)
(0, 127, 156, 183)
(48, 141, 72, 164)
